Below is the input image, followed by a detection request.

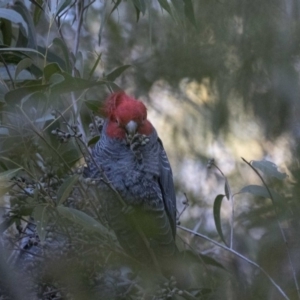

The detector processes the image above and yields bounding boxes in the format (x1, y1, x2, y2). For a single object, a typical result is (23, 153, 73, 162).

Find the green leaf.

(199, 254, 226, 270)
(106, 81, 123, 93)
(105, 65, 131, 81)
(88, 52, 102, 80)
(213, 194, 228, 246)
(32, 0, 44, 25)
(0, 217, 17, 234)
(251, 160, 287, 180)
(61, 148, 82, 166)
(12, 1, 37, 48)
(33, 204, 50, 243)
(130, 0, 146, 15)
(171, 0, 185, 21)
(1, 18, 12, 46)
(56, 0, 72, 17)
(57, 175, 79, 205)
(15, 57, 32, 80)
(75, 51, 83, 77)
(0, 8, 28, 36)
(52, 38, 71, 73)
(49, 73, 64, 85)
(158, 0, 173, 16)
(5, 84, 49, 105)
(88, 136, 100, 147)
(239, 185, 282, 202)
(224, 178, 231, 201)
(84, 100, 100, 112)
(109, 0, 122, 16)
(0, 168, 22, 180)
(43, 62, 62, 82)
(0, 47, 45, 58)
(183, 0, 197, 27)
(50, 72, 105, 96)
(56, 206, 111, 237)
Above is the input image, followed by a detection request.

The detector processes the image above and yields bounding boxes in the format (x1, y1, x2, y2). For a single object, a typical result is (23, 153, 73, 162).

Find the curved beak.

(125, 120, 137, 136)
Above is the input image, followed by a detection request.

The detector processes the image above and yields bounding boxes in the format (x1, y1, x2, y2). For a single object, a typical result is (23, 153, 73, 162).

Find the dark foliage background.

(0, 1, 300, 299)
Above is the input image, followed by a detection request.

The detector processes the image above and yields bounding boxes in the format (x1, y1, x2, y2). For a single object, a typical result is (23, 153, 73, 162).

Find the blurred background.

(1, 0, 300, 299)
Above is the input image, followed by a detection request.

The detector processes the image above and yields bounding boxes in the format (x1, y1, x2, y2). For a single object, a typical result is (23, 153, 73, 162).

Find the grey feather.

(85, 121, 178, 263)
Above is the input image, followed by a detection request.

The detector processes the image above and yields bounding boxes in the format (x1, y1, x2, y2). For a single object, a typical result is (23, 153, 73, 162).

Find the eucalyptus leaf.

(105, 65, 131, 81)
(0, 8, 28, 36)
(15, 58, 32, 80)
(56, 206, 111, 237)
(88, 136, 100, 147)
(57, 175, 79, 205)
(84, 100, 100, 112)
(213, 194, 228, 246)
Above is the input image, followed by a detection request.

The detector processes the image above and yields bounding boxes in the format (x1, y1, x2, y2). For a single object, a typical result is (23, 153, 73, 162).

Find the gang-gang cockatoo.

(85, 92, 178, 272)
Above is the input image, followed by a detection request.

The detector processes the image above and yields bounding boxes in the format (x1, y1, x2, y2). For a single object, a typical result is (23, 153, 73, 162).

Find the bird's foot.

(126, 133, 149, 150)
(126, 133, 149, 162)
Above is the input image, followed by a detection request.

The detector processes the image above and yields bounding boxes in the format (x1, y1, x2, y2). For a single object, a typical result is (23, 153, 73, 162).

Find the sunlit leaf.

(251, 160, 287, 180)
(57, 175, 79, 205)
(105, 65, 131, 81)
(56, 206, 111, 237)
(33, 204, 50, 243)
(213, 194, 228, 246)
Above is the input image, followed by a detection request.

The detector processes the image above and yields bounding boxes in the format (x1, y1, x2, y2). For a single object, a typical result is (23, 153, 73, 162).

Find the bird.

(85, 91, 178, 273)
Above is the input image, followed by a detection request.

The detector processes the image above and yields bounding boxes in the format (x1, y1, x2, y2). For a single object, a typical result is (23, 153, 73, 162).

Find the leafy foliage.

(0, 1, 299, 300)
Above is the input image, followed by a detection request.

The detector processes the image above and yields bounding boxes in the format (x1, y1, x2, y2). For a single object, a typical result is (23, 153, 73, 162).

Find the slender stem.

(0, 54, 15, 89)
(178, 225, 290, 300)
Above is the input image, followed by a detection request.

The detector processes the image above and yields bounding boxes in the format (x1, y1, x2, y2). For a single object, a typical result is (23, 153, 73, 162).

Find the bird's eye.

(115, 119, 119, 125)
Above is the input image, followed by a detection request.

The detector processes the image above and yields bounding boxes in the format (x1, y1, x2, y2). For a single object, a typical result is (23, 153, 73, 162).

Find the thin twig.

(0, 54, 15, 89)
(178, 225, 290, 300)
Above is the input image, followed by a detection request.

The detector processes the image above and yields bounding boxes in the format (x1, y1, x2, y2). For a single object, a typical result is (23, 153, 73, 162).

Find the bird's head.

(104, 92, 153, 139)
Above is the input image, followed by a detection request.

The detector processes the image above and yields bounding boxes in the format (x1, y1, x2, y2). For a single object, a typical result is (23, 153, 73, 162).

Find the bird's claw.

(126, 133, 149, 162)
